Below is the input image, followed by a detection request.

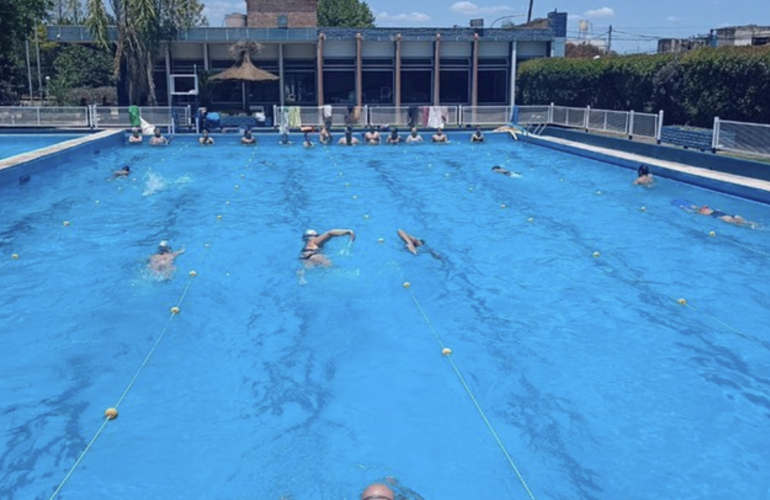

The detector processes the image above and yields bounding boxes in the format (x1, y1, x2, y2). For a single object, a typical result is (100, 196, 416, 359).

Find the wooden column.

(471, 33, 479, 108)
(433, 33, 441, 105)
(395, 33, 402, 107)
(278, 43, 285, 108)
(355, 33, 363, 108)
(316, 33, 325, 106)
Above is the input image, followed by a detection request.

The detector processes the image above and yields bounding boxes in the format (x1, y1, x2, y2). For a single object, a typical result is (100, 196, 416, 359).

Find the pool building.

(47, 1, 567, 113)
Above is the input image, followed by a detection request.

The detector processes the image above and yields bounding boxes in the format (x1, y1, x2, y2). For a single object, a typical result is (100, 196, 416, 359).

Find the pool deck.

(527, 133, 770, 197)
(0, 129, 123, 172)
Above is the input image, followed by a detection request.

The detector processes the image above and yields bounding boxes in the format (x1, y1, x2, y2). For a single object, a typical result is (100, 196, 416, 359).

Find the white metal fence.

(713, 118, 770, 158)
(0, 105, 191, 130)
(0, 107, 90, 127)
(274, 105, 508, 129)
(519, 104, 663, 141)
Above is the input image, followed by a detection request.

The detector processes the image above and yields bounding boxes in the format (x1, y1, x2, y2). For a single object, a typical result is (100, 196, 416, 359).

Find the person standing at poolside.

(470, 126, 484, 143)
(300, 228, 355, 268)
(405, 127, 423, 144)
(199, 129, 215, 145)
(634, 165, 654, 186)
(149, 128, 169, 146)
(148, 241, 185, 279)
(432, 127, 448, 143)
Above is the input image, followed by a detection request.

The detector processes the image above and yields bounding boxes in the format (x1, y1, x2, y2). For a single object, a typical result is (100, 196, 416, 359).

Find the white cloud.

(376, 11, 431, 23)
(450, 1, 514, 16)
(583, 7, 615, 18)
(666, 16, 680, 22)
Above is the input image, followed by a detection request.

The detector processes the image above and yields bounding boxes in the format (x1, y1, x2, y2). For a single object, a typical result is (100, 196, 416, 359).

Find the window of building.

(401, 70, 432, 104)
(282, 72, 315, 104)
(362, 70, 394, 104)
(323, 70, 355, 104)
(752, 37, 769, 46)
(477, 70, 507, 104)
(439, 70, 469, 104)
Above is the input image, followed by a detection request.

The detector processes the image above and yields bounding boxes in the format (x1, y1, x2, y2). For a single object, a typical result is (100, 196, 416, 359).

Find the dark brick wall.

(246, 0, 318, 27)
(547, 11, 567, 38)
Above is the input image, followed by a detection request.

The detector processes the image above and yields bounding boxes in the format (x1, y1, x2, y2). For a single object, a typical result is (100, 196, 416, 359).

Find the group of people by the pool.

(129, 125, 487, 148)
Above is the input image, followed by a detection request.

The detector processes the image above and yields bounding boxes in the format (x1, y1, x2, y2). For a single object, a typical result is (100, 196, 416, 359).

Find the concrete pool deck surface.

(521, 131, 770, 204)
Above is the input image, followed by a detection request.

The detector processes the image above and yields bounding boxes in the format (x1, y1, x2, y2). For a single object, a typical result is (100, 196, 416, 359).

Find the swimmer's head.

(390, 128, 398, 138)
(158, 240, 171, 254)
(437, 127, 444, 134)
(122, 166, 130, 172)
(492, 165, 503, 171)
(131, 128, 140, 136)
(153, 127, 161, 137)
(303, 229, 318, 240)
(360, 483, 394, 500)
(638, 164, 650, 177)
(244, 129, 252, 137)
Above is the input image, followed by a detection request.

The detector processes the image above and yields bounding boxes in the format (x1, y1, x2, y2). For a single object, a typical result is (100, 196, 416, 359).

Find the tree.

(86, 0, 208, 105)
(0, 0, 50, 102)
(318, 0, 375, 28)
(54, 45, 115, 88)
(565, 42, 604, 59)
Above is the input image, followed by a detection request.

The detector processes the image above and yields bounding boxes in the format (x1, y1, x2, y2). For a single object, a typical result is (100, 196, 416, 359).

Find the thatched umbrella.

(210, 41, 278, 113)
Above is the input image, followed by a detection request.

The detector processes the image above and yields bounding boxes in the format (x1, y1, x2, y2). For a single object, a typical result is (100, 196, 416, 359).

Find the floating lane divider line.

(400, 279, 538, 500)
(48, 147, 255, 500)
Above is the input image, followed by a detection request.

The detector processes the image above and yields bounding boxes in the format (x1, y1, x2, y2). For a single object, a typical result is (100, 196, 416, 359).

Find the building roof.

(48, 25, 559, 44)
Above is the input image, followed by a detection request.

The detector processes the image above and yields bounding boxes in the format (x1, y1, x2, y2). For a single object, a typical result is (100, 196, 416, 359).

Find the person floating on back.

(470, 126, 484, 143)
(634, 164, 654, 186)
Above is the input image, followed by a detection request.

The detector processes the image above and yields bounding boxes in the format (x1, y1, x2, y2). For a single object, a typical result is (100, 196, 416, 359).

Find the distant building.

(714, 25, 770, 46)
(246, 0, 318, 28)
(657, 37, 709, 54)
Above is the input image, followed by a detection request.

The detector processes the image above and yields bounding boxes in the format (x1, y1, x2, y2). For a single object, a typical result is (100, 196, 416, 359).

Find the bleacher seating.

(660, 126, 712, 151)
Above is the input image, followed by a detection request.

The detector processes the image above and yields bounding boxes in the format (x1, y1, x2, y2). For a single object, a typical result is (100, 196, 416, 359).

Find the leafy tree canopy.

(54, 45, 115, 87)
(0, 0, 50, 54)
(318, 0, 375, 28)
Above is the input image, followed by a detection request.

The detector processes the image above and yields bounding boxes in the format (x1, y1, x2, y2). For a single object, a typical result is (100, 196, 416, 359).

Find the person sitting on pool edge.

(149, 127, 169, 146)
(634, 164, 654, 186)
(386, 127, 402, 144)
(300, 228, 355, 268)
(338, 127, 360, 146)
(405, 127, 423, 144)
(241, 129, 256, 145)
(492, 165, 521, 178)
(112, 165, 130, 178)
(319, 125, 332, 145)
(128, 128, 142, 144)
(364, 125, 381, 145)
(199, 129, 215, 145)
(673, 200, 758, 228)
(148, 240, 185, 279)
(470, 126, 484, 143)
(431, 127, 448, 143)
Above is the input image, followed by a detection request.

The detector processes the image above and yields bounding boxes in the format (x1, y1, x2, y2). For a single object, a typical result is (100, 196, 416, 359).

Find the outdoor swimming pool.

(1, 134, 769, 499)
(0, 133, 88, 161)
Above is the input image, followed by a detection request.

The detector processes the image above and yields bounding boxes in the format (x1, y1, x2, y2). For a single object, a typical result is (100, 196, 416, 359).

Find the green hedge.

(517, 46, 770, 128)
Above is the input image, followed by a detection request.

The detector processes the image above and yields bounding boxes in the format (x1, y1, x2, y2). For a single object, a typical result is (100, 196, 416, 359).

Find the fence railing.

(0, 105, 191, 131)
(713, 118, 770, 158)
(517, 104, 663, 141)
(0, 106, 90, 127)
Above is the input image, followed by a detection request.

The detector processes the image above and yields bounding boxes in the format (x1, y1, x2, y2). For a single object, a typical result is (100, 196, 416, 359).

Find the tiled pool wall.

(526, 127, 770, 205)
(0, 131, 124, 188)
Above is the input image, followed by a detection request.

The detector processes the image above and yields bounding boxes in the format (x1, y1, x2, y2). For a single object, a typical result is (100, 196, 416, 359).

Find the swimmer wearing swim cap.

(299, 228, 355, 268)
(148, 240, 185, 279)
(112, 165, 130, 178)
(634, 164, 654, 186)
(492, 165, 521, 177)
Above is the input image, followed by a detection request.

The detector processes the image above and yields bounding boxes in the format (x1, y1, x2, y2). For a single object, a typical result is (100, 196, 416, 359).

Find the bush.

(517, 46, 770, 127)
(65, 86, 117, 106)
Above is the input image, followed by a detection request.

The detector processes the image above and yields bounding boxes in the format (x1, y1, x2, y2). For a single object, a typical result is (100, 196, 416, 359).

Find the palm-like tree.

(85, 0, 206, 105)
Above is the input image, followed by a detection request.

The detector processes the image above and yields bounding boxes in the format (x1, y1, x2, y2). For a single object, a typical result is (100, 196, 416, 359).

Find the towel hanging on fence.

(288, 107, 302, 128)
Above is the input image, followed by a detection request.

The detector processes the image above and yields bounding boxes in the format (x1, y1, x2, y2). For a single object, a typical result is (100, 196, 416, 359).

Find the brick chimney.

(246, 0, 318, 28)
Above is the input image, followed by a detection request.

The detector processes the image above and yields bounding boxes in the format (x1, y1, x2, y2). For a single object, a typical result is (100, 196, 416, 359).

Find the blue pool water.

(1, 136, 769, 499)
(0, 134, 86, 160)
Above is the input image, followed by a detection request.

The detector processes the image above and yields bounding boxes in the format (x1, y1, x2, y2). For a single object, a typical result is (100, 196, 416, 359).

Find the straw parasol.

(210, 41, 278, 112)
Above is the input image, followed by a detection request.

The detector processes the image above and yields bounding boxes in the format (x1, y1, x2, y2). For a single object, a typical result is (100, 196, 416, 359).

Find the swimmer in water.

(148, 241, 185, 279)
(470, 126, 485, 143)
(492, 165, 521, 177)
(280, 132, 292, 145)
(431, 127, 448, 143)
(397, 229, 424, 256)
(128, 128, 142, 144)
(338, 127, 360, 146)
(303, 132, 314, 148)
(386, 127, 402, 144)
(112, 165, 130, 178)
(364, 125, 381, 145)
(300, 228, 355, 268)
(634, 164, 654, 186)
(199, 129, 215, 145)
(319, 126, 332, 145)
(149, 127, 169, 146)
(405, 127, 423, 144)
(241, 129, 256, 145)
(674, 200, 759, 227)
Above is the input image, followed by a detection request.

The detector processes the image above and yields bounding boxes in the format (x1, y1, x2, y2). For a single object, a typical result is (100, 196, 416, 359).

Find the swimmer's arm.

(318, 229, 355, 243)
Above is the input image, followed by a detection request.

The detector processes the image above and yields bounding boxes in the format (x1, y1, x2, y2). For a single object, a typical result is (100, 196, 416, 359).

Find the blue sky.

(202, 0, 763, 53)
